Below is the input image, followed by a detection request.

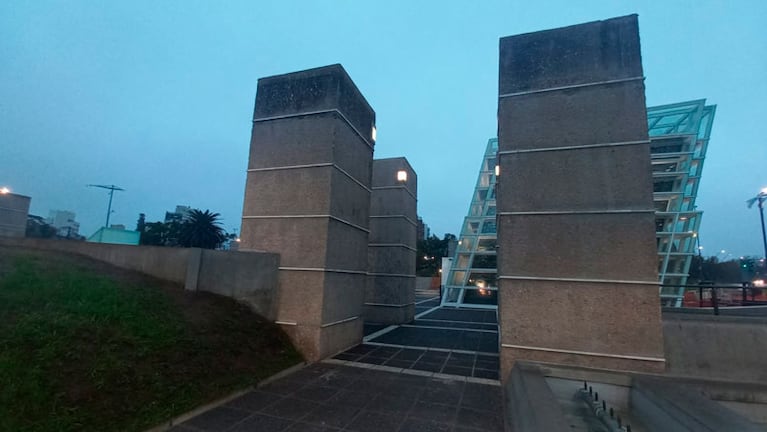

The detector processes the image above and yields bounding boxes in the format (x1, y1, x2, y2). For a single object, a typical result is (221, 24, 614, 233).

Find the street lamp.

(746, 187, 767, 263)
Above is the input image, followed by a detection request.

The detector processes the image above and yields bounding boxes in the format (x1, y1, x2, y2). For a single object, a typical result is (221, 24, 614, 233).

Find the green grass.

(0, 252, 303, 432)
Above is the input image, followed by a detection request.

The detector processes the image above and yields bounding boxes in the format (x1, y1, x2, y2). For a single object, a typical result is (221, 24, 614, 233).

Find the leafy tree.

(416, 233, 456, 277)
(688, 256, 742, 284)
(136, 213, 147, 244)
(25, 217, 57, 238)
(143, 222, 171, 246)
(178, 209, 225, 249)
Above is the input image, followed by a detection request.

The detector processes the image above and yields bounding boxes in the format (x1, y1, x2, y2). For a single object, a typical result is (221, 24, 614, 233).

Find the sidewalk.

(170, 362, 503, 432)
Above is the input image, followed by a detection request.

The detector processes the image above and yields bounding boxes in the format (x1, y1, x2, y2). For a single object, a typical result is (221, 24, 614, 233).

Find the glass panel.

(445, 287, 461, 303)
(455, 254, 471, 269)
(482, 156, 498, 172)
(465, 221, 480, 235)
(689, 161, 699, 177)
(471, 254, 497, 269)
(485, 206, 496, 216)
(684, 180, 694, 196)
(661, 285, 682, 296)
(463, 288, 498, 305)
(654, 180, 675, 193)
(481, 220, 497, 234)
(458, 238, 473, 251)
(466, 272, 497, 288)
(652, 162, 678, 173)
(479, 173, 492, 187)
(477, 238, 496, 252)
(451, 271, 466, 286)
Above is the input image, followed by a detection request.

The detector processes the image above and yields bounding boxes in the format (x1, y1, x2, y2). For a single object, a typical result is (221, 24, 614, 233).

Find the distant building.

(443, 99, 716, 308)
(164, 205, 191, 224)
(417, 217, 430, 240)
(47, 210, 80, 238)
(88, 227, 140, 245)
(0, 190, 31, 238)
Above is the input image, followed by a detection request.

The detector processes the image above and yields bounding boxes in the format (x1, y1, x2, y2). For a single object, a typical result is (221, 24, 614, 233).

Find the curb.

(144, 361, 308, 432)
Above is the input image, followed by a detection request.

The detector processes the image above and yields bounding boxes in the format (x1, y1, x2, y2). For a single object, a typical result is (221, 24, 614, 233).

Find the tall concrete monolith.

(496, 15, 665, 380)
(365, 157, 417, 324)
(240, 64, 375, 361)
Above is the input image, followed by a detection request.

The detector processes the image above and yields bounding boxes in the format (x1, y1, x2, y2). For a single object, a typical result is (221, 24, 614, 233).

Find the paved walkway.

(171, 363, 504, 431)
(172, 292, 504, 431)
(340, 293, 500, 381)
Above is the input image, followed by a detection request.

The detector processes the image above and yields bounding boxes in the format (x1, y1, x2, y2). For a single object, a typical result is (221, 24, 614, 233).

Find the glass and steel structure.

(442, 139, 499, 308)
(442, 100, 715, 308)
(648, 99, 716, 306)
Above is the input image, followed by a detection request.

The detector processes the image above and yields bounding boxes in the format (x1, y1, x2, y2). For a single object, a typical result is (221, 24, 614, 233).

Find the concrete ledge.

(663, 313, 767, 384)
(632, 376, 763, 432)
(505, 362, 571, 432)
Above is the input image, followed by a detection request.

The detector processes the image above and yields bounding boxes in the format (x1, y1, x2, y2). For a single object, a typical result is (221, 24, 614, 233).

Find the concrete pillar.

(240, 64, 376, 361)
(496, 15, 665, 379)
(364, 158, 417, 324)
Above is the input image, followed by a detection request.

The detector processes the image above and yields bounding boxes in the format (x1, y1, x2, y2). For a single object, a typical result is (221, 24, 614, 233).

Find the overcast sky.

(2, 0, 765, 258)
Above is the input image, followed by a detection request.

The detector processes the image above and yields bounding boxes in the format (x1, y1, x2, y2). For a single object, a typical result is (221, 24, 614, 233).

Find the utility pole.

(87, 184, 125, 228)
(747, 188, 767, 264)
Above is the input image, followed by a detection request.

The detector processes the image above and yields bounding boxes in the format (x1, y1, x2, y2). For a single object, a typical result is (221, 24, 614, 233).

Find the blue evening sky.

(1, 1, 765, 258)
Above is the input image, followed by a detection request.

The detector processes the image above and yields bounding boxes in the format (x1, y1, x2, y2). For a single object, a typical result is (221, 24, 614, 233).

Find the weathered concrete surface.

(505, 363, 571, 432)
(512, 361, 767, 431)
(632, 377, 764, 432)
(364, 157, 418, 324)
(663, 313, 767, 384)
(0, 192, 30, 238)
(496, 15, 665, 380)
(0, 237, 280, 320)
(241, 64, 375, 361)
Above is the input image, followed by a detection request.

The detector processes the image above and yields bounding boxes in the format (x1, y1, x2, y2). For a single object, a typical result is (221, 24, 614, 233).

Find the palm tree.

(179, 209, 225, 249)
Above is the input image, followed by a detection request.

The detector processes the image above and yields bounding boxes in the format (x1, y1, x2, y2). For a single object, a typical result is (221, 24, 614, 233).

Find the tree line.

(136, 209, 233, 250)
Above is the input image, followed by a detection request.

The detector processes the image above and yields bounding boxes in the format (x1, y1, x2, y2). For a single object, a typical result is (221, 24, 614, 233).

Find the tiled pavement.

(367, 327, 498, 353)
(332, 345, 499, 380)
(346, 298, 500, 381)
(172, 363, 504, 432)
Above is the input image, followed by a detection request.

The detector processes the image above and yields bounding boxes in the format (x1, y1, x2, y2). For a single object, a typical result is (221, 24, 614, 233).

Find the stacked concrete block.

(496, 15, 665, 379)
(240, 64, 376, 361)
(365, 157, 417, 324)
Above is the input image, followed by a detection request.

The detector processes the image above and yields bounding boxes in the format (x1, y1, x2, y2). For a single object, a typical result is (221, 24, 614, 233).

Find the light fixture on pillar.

(495, 165, 500, 176)
(397, 170, 407, 182)
(371, 125, 377, 142)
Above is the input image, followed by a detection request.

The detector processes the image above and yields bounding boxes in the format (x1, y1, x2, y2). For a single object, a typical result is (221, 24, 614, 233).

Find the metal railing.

(662, 283, 767, 315)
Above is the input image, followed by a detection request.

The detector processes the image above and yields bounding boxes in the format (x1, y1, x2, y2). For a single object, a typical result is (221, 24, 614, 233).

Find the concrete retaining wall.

(416, 276, 434, 291)
(0, 237, 280, 320)
(663, 313, 767, 384)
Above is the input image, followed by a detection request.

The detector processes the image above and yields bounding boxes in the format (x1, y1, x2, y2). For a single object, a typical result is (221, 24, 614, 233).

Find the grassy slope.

(0, 247, 302, 432)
